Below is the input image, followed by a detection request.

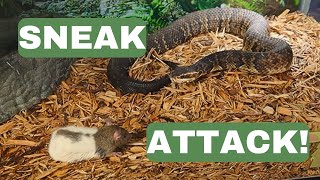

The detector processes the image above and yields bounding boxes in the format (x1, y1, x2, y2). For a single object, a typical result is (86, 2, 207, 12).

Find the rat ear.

(105, 120, 113, 126)
(99, 117, 114, 126)
(113, 130, 122, 141)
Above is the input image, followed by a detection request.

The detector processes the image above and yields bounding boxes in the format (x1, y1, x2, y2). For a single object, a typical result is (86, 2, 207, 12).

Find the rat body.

(48, 125, 131, 163)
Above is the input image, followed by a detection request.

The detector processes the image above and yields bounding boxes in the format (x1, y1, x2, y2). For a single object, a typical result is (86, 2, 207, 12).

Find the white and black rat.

(48, 124, 131, 163)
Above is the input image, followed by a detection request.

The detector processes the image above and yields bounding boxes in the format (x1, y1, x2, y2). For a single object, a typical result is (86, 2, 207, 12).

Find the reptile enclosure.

(0, 8, 320, 180)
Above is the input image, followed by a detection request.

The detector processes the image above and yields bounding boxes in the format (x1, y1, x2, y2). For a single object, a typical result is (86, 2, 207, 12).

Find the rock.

(263, 106, 275, 115)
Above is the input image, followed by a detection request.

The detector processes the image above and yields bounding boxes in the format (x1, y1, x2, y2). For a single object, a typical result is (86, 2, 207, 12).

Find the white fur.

(48, 126, 100, 163)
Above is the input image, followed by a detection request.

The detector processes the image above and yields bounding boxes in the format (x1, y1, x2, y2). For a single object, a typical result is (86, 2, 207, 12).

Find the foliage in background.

(20, 0, 33, 6)
(62, 0, 101, 17)
(40, 0, 185, 32)
(10, 0, 302, 32)
(101, 0, 186, 32)
(125, 0, 185, 32)
(176, 0, 224, 12)
(101, 0, 301, 32)
(228, 0, 266, 14)
(279, 0, 300, 7)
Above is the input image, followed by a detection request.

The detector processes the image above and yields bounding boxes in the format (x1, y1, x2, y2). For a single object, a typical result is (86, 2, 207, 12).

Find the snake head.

(169, 66, 204, 84)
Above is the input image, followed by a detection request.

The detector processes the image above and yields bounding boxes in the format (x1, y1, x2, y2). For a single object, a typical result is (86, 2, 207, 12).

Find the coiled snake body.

(107, 8, 293, 93)
(0, 8, 293, 123)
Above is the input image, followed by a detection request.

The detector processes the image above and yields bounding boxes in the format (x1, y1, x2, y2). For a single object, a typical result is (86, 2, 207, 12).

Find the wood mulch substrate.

(1, 10, 319, 179)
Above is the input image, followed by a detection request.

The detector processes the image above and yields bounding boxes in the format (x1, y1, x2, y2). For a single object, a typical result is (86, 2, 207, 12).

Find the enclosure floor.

(0, 10, 320, 179)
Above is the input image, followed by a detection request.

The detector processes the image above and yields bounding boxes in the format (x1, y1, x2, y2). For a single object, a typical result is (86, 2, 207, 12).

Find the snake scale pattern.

(107, 8, 293, 92)
(0, 8, 293, 123)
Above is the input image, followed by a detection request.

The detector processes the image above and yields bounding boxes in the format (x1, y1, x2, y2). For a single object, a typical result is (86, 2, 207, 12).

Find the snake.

(107, 7, 293, 93)
(0, 8, 293, 123)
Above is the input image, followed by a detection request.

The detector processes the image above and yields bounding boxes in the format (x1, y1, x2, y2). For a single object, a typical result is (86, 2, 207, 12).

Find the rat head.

(95, 125, 132, 154)
(110, 126, 132, 146)
(169, 66, 205, 83)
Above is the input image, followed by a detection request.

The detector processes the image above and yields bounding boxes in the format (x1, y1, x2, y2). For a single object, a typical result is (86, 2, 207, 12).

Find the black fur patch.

(56, 129, 82, 142)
